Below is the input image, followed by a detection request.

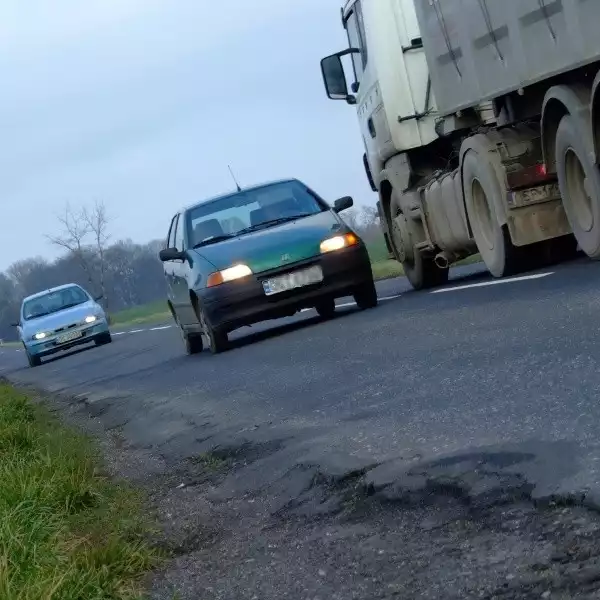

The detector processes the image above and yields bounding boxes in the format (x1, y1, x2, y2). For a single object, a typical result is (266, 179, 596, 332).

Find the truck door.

(344, 3, 374, 147)
(345, 1, 394, 169)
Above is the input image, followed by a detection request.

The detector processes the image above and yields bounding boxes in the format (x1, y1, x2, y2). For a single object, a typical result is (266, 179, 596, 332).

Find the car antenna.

(228, 165, 242, 192)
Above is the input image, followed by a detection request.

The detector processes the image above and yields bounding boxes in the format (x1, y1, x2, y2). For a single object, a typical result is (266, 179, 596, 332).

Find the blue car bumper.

(25, 322, 110, 357)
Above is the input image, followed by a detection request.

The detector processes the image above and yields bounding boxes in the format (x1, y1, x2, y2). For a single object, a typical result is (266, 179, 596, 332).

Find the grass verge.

(371, 259, 404, 281)
(110, 301, 170, 328)
(0, 382, 160, 600)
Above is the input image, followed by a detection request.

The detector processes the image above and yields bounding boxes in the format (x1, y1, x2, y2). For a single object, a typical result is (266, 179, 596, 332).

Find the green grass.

(371, 259, 405, 280)
(0, 383, 161, 600)
(109, 301, 170, 328)
(365, 237, 391, 264)
(190, 452, 228, 472)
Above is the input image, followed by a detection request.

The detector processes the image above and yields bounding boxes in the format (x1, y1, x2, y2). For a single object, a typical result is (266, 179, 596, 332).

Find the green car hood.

(194, 211, 346, 273)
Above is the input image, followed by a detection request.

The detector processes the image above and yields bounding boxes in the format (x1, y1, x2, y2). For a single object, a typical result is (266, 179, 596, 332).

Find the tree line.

(0, 201, 167, 342)
(0, 202, 381, 342)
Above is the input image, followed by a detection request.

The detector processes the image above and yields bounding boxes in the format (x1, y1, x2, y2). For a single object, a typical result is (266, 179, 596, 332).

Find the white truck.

(320, 0, 600, 289)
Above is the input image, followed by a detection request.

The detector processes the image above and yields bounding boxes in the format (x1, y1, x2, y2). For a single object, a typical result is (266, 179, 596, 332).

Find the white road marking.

(113, 331, 127, 336)
(431, 272, 554, 294)
(149, 325, 172, 331)
(128, 329, 144, 334)
(302, 294, 401, 312)
(337, 294, 402, 308)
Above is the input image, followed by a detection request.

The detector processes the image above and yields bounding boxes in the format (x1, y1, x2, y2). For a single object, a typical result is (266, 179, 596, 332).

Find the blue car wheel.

(25, 347, 41, 368)
(94, 331, 112, 346)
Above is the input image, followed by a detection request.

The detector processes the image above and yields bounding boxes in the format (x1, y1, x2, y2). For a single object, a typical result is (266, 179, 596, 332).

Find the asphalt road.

(3, 258, 600, 599)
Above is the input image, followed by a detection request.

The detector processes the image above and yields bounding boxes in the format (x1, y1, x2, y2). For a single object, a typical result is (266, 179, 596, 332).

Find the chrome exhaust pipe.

(434, 253, 450, 269)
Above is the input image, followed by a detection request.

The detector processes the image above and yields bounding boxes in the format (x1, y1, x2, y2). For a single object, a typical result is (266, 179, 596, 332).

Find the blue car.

(14, 283, 111, 367)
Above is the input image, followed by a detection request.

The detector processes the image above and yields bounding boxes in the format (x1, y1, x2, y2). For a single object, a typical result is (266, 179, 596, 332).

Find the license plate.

(511, 183, 561, 207)
(262, 265, 323, 296)
(56, 330, 83, 344)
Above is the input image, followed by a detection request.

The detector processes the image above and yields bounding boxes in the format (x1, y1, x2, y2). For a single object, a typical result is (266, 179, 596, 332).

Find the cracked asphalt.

(3, 257, 600, 598)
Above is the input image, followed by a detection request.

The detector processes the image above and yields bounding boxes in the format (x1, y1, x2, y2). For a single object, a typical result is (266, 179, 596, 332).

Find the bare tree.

(47, 203, 94, 287)
(47, 200, 112, 310)
(340, 207, 362, 231)
(83, 200, 111, 310)
(340, 205, 380, 237)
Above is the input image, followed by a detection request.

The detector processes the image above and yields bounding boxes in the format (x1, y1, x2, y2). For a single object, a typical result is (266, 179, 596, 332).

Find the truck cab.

(321, 0, 439, 189)
(321, 0, 600, 290)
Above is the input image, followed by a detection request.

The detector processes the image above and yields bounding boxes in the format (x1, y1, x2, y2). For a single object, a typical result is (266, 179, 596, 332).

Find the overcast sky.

(0, 0, 374, 270)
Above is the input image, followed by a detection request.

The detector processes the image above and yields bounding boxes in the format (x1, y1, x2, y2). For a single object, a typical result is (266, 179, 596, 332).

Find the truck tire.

(555, 115, 600, 259)
(462, 148, 522, 277)
(389, 190, 449, 290)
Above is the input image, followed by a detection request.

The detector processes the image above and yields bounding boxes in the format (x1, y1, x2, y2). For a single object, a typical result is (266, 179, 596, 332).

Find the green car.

(159, 178, 377, 354)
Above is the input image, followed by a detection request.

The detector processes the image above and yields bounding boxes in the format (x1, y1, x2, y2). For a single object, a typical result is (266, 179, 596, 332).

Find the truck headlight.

(320, 233, 359, 254)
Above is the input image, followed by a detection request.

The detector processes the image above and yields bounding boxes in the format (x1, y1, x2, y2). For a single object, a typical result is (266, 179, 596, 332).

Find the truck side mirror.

(320, 50, 359, 105)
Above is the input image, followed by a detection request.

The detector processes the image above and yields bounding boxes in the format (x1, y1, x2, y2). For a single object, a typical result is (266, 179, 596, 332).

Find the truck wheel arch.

(379, 179, 393, 225)
(378, 153, 413, 225)
(541, 84, 593, 175)
(590, 71, 600, 165)
(377, 179, 394, 256)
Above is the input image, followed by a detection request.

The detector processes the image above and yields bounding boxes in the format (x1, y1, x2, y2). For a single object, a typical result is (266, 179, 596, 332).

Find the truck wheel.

(389, 190, 449, 290)
(403, 250, 449, 290)
(555, 115, 600, 259)
(462, 149, 521, 277)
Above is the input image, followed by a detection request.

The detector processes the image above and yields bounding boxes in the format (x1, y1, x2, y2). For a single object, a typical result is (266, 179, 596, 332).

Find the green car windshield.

(186, 181, 327, 248)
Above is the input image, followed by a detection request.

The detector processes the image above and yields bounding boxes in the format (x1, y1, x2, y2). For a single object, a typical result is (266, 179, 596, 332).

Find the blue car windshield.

(22, 286, 89, 321)
(186, 180, 326, 248)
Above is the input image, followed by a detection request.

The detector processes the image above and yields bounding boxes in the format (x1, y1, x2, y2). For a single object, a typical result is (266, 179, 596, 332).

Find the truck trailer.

(320, 0, 600, 289)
